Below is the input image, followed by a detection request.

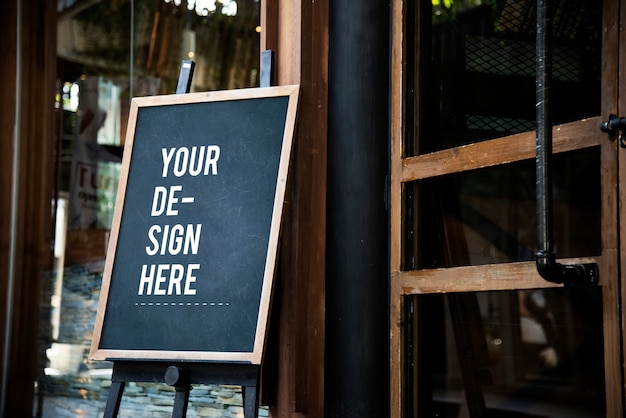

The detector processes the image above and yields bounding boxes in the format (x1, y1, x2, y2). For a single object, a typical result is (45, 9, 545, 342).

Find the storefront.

(0, 1, 623, 417)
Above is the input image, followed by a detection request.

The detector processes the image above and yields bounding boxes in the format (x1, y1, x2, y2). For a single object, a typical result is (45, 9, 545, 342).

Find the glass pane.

(404, 147, 600, 269)
(405, 288, 606, 417)
(41, 0, 261, 416)
(408, 0, 601, 155)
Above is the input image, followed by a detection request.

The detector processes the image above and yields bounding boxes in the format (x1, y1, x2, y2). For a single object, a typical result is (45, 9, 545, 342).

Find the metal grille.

(463, 0, 588, 134)
(466, 114, 535, 134)
(465, 36, 535, 78)
(497, 0, 586, 40)
(465, 36, 583, 82)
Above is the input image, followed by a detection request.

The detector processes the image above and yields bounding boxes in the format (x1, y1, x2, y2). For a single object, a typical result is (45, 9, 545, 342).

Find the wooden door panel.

(391, 0, 623, 417)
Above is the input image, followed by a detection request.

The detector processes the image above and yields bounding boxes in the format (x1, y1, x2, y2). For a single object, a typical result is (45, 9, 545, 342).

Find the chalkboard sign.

(90, 85, 299, 364)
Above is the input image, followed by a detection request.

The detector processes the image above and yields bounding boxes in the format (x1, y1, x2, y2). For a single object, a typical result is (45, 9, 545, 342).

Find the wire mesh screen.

(462, 0, 589, 135)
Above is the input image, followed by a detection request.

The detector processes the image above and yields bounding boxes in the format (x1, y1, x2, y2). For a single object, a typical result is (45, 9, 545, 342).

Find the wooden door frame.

(390, 0, 624, 416)
(259, 1, 328, 416)
(618, 0, 626, 410)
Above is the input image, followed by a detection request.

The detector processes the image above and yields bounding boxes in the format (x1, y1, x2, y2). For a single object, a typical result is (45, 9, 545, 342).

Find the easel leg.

(103, 381, 125, 418)
(243, 385, 259, 418)
(172, 385, 190, 418)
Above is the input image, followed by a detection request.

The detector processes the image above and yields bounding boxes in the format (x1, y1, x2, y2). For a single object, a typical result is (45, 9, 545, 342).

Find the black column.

(326, 1, 390, 417)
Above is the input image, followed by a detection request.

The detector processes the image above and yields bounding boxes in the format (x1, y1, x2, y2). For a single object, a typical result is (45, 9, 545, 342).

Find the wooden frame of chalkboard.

(90, 85, 299, 364)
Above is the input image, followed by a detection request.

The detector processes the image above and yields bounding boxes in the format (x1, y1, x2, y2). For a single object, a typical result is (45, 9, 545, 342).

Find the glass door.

(390, 1, 622, 417)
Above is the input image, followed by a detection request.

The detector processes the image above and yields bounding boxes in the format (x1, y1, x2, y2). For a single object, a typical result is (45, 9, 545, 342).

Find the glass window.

(405, 287, 606, 417)
(40, 1, 261, 416)
(403, 147, 601, 270)
(394, 1, 615, 417)
(407, 0, 601, 156)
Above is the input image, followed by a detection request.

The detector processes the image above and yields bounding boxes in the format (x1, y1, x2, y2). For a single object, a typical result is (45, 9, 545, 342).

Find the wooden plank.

(612, 0, 626, 415)
(401, 118, 601, 183)
(259, 0, 303, 413)
(389, 0, 406, 414)
(259, 1, 328, 416)
(397, 260, 602, 295)
(599, 249, 622, 418)
(598, 1, 623, 416)
(294, 0, 328, 414)
(276, 0, 301, 85)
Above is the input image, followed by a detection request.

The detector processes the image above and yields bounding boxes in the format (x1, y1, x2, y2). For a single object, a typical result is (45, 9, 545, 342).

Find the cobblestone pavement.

(38, 394, 268, 418)
(39, 396, 103, 418)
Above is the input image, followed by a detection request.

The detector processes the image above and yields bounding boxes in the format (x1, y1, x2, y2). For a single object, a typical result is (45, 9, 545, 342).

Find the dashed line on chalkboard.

(135, 302, 230, 307)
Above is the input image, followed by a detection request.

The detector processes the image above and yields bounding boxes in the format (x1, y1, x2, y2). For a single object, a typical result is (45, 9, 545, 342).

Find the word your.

(161, 145, 220, 177)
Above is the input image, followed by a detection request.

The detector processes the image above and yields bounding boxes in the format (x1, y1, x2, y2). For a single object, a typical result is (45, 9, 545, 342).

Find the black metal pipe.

(326, 0, 390, 416)
(535, 0, 598, 285)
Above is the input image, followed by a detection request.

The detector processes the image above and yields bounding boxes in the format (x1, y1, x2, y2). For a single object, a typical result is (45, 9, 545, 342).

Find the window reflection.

(58, 0, 260, 94)
(406, 287, 606, 417)
(40, 0, 261, 415)
(404, 147, 601, 270)
(409, 0, 601, 155)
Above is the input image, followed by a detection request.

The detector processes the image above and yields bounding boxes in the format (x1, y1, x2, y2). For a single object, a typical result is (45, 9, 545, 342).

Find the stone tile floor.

(38, 395, 267, 418)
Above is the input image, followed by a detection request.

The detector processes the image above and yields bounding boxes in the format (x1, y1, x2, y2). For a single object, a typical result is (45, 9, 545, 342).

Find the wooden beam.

(260, 1, 328, 417)
(1, 0, 56, 415)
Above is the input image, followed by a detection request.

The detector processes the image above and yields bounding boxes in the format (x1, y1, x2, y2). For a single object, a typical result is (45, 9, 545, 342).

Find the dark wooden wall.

(0, 0, 57, 415)
(0, 6, 18, 410)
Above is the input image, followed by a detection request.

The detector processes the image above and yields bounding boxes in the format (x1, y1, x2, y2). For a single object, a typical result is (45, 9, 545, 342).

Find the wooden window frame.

(389, 0, 624, 417)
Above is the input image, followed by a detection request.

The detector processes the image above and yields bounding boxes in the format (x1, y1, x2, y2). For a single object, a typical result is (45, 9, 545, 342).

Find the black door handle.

(600, 114, 626, 147)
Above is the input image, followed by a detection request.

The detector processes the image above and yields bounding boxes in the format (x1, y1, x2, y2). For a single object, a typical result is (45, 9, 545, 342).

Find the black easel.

(260, 50, 273, 88)
(101, 53, 274, 418)
(175, 60, 196, 94)
(103, 361, 260, 418)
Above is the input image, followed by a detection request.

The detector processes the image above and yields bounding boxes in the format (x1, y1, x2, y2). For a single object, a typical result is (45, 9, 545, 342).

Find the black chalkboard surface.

(90, 85, 299, 364)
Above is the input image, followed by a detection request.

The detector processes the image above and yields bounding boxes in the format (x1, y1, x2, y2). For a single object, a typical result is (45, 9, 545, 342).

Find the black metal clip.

(600, 114, 626, 148)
